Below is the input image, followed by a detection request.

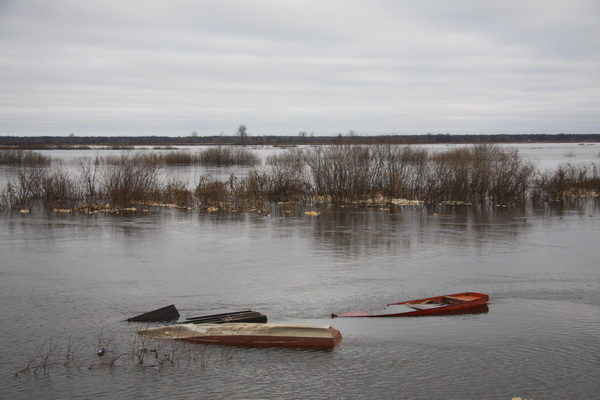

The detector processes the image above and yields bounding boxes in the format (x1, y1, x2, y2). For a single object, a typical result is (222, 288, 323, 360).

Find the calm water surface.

(1, 143, 599, 399)
(1, 200, 599, 400)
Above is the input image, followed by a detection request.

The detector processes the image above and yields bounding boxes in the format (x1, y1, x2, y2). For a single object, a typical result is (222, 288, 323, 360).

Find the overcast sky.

(1, 0, 599, 136)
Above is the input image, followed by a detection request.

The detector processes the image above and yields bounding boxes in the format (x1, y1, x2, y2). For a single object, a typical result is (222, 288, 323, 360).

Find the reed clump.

(98, 148, 259, 166)
(162, 150, 198, 165)
(0, 149, 52, 166)
(198, 146, 260, 166)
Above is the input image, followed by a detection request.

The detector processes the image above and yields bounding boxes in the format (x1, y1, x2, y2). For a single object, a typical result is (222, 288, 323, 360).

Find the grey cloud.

(1, 0, 599, 136)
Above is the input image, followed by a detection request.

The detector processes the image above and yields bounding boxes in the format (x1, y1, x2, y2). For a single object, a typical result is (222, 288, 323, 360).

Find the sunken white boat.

(138, 322, 342, 349)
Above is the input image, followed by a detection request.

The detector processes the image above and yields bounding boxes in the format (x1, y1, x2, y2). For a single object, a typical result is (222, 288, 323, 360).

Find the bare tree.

(236, 125, 248, 145)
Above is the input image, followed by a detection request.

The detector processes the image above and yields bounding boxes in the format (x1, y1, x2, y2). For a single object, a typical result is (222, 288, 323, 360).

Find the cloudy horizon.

(1, 0, 599, 137)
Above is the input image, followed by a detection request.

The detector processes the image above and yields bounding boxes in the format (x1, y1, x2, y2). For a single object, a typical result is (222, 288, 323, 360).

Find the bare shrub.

(194, 173, 267, 211)
(423, 144, 534, 204)
(101, 152, 162, 207)
(16, 331, 212, 376)
(0, 186, 10, 209)
(370, 145, 428, 200)
(534, 162, 600, 200)
(89, 332, 122, 370)
(63, 334, 85, 368)
(304, 144, 435, 204)
(194, 175, 231, 207)
(264, 148, 308, 202)
(1, 183, 17, 209)
(5, 166, 47, 209)
(422, 156, 452, 203)
(131, 329, 153, 366)
(39, 167, 81, 209)
(239, 169, 269, 205)
(304, 145, 373, 204)
(130, 328, 210, 368)
(160, 178, 193, 207)
(485, 146, 536, 204)
(77, 155, 101, 207)
(15, 337, 59, 376)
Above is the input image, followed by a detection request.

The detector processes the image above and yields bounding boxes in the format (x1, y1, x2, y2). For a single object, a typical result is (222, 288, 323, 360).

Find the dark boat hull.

(127, 304, 180, 322)
(332, 292, 489, 318)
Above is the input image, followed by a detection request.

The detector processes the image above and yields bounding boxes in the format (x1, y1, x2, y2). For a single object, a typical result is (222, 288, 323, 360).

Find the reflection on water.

(1, 199, 599, 399)
(310, 205, 532, 258)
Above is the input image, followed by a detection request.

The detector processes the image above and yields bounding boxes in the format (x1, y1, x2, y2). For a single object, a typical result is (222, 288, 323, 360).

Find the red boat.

(331, 292, 489, 318)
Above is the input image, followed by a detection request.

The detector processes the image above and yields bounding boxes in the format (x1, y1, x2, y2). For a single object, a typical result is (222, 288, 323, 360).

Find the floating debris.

(440, 200, 472, 206)
(144, 202, 191, 209)
(391, 198, 423, 206)
(563, 190, 599, 198)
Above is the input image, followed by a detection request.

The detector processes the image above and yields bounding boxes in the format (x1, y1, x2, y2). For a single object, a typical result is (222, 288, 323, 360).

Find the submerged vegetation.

(15, 331, 219, 376)
(1, 144, 598, 213)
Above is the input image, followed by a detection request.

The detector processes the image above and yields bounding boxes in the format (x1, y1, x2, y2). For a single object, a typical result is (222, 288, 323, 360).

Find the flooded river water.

(1, 144, 599, 399)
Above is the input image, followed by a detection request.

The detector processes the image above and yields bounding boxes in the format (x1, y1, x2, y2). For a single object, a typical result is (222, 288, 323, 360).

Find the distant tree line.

(0, 133, 599, 149)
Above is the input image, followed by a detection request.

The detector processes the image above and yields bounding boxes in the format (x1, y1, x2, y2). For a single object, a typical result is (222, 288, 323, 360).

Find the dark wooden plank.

(184, 310, 267, 324)
(185, 310, 255, 321)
